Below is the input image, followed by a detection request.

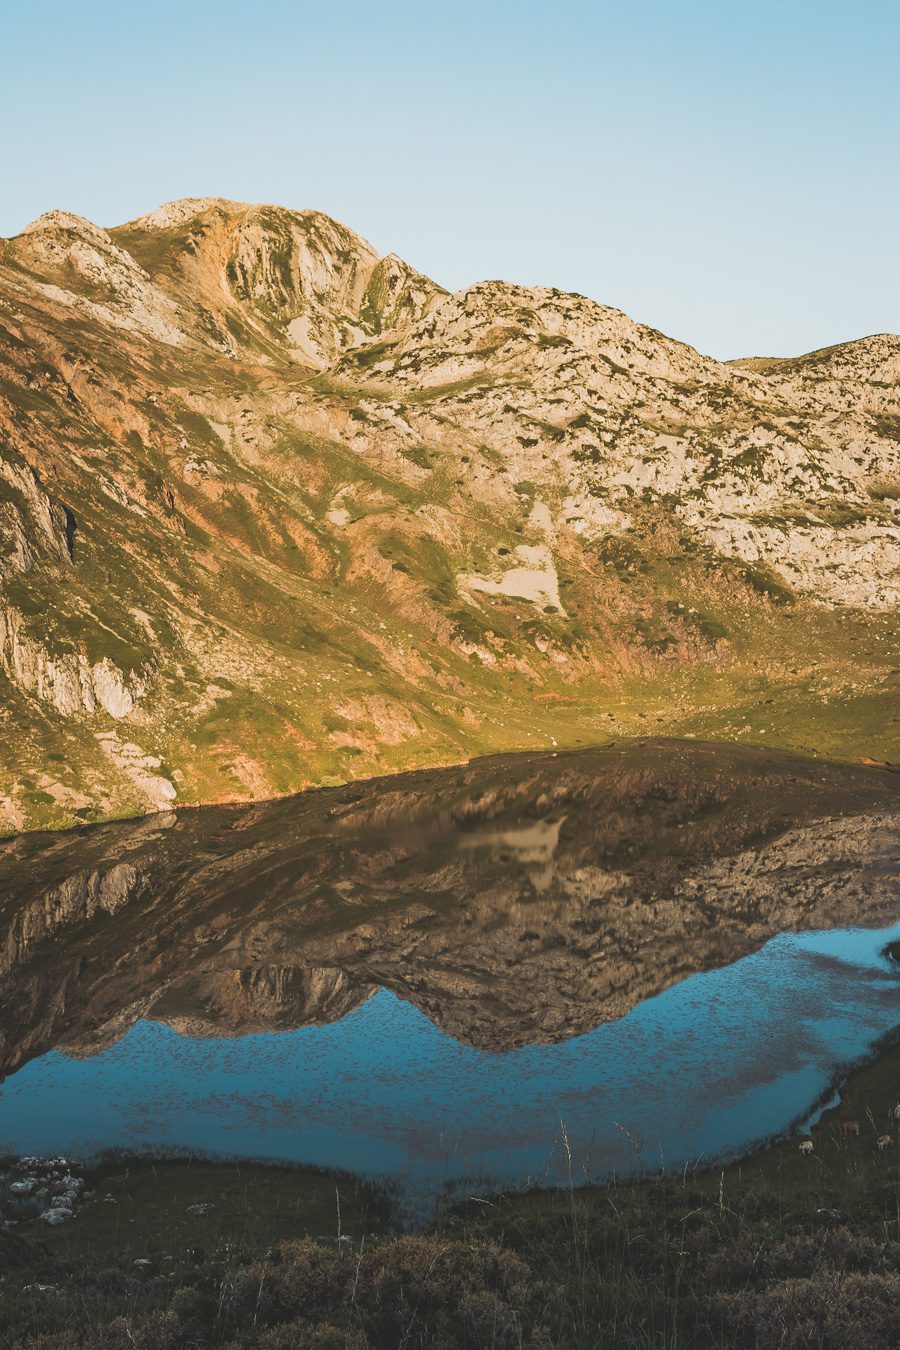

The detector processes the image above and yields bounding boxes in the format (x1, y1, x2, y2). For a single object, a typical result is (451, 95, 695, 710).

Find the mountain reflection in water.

(0, 739, 898, 1216)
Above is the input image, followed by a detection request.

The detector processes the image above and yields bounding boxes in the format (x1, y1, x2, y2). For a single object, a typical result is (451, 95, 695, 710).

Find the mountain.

(1, 740, 897, 1069)
(0, 199, 897, 831)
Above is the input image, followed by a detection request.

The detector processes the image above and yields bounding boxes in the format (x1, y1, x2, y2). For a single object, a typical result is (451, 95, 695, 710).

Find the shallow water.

(1, 740, 898, 1219)
(2, 924, 900, 1219)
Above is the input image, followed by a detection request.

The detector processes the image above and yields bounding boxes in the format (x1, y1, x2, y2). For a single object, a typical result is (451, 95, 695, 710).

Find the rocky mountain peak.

(19, 209, 111, 241)
(107, 198, 446, 365)
(0, 198, 896, 832)
(122, 197, 246, 231)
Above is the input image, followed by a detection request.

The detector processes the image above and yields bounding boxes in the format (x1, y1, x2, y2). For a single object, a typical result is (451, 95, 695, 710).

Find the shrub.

(718, 1271, 900, 1349)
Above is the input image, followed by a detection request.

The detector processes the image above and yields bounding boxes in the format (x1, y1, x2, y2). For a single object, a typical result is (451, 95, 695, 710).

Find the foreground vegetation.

(3, 1036, 900, 1348)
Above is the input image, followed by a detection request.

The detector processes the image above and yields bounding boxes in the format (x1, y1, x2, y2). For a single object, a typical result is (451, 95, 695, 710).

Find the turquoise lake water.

(2, 921, 898, 1219)
(2, 741, 898, 1220)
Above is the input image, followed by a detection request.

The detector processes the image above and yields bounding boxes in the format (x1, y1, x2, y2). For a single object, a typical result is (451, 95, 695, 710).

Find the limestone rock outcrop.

(0, 199, 897, 829)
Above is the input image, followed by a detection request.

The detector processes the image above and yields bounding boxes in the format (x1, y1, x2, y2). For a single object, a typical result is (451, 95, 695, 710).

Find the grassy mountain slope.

(0, 199, 897, 831)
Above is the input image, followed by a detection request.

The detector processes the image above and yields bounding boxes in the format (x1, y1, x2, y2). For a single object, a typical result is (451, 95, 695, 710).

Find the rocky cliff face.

(0, 740, 897, 1069)
(0, 200, 897, 829)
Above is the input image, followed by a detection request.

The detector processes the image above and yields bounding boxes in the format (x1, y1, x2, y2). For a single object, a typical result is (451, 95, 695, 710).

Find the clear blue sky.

(2, 0, 897, 359)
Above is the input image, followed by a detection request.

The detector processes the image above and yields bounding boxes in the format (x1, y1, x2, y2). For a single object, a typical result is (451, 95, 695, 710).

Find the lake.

(1, 739, 898, 1221)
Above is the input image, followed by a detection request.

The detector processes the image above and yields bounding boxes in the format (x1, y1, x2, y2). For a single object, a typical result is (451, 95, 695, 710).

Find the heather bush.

(228, 1239, 349, 1326)
(718, 1270, 900, 1349)
(350, 1236, 536, 1348)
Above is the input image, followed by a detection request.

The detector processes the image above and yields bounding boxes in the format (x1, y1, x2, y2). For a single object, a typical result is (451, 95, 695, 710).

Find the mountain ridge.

(0, 199, 897, 831)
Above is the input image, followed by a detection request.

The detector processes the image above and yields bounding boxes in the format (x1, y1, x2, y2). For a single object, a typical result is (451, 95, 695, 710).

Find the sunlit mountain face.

(2, 200, 898, 836)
